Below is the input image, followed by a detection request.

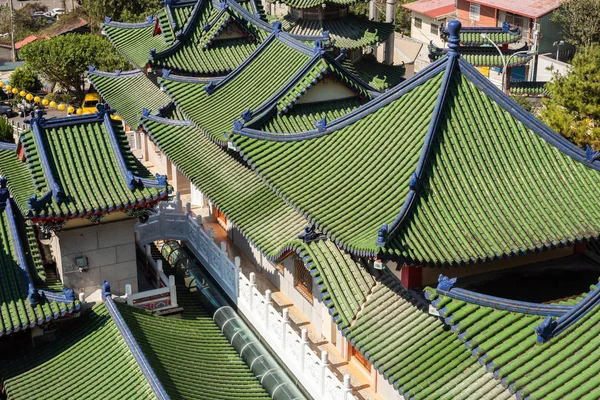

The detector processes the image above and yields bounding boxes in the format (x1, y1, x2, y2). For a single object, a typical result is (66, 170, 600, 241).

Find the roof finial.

(447, 19, 461, 56)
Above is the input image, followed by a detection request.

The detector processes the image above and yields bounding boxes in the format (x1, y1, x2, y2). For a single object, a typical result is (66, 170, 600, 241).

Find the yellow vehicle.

(81, 93, 99, 114)
(80, 92, 121, 121)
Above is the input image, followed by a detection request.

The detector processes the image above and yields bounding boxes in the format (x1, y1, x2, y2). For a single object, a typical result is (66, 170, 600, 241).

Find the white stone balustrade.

(134, 196, 353, 399)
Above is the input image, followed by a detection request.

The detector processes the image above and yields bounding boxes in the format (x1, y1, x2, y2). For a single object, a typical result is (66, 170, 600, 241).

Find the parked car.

(49, 8, 66, 17)
(81, 93, 99, 114)
(0, 105, 15, 118)
(32, 11, 47, 18)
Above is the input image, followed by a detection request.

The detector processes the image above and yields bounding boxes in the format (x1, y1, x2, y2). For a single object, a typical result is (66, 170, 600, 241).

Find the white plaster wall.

(54, 218, 138, 297)
(296, 80, 358, 104)
(537, 54, 571, 81)
(410, 13, 446, 48)
(143, 134, 170, 177)
(377, 375, 406, 400)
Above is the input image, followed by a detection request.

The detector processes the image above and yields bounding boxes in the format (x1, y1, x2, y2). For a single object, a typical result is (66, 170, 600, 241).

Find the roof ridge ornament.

(502, 20, 510, 31)
(88, 65, 96, 73)
(146, 15, 153, 23)
(446, 19, 461, 57)
(161, 68, 171, 78)
(298, 224, 326, 243)
(313, 40, 324, 56)
(376, 223, 388, 246)
(585, 145, 600, 163)
(205, 81, 215, 95)
(437, 274, 457, 291)
(241, 108, 252, 122)
(314, 115, 327, 132)
(273, 21, 281, 37)
(104, 16, 112, 24)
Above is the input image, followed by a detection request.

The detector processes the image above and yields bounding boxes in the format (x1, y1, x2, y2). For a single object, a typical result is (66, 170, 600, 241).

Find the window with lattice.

(294, 257, 313, 302)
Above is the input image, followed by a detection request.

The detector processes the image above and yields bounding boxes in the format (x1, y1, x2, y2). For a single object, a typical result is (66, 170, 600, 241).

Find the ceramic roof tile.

(344, 272, 514, 400)
(280, 14, 394, 50)
(88, 69, 184, 129)
(116, 276, 270, 399)
(427, 279, 600, 400)
(440, 24, 523, 46)
(1, 303, 156, 400)
(0, 112, 168, 222)
(280, 0, 359, 9)
(231, 42, 600, 265)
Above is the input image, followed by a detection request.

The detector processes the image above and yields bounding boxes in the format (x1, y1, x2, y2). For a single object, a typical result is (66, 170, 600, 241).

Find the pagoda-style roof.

(427, 275, 600, 399)
(161, 28, 375, 144)
(280, 14, 394, 50)
(0, 108, 168, 224)
(140, 115, 308, 258)
(346, 55, 406, 90)
(87, 68, 185, 128)
(428, 42, 533, 67)
(441, 22, 522, 46)
(116, 283, 270, 399)
(509, 80, 549, 97)
(0, 183, 79, 336)
(280, 0, 358, 9)
(230, 21, 600, 266)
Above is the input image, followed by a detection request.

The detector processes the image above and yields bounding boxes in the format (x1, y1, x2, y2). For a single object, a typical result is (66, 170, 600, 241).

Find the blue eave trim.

(436, 287, 572, 317)
(458, 57, 600, 173)
(29, 119, 63, 202)
(384, 54, 458, 243)
(0, 142, 16, 151)
(104, 296, 170, 400)
(87, 68, 144, 78)
(103, 20, 154, 29)
(232, 55, 449, 141)
(5, 199, 36, 303)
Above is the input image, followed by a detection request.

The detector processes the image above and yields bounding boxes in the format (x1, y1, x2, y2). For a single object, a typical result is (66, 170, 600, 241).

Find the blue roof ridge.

(441, 21, 520, 36)
(103, 16, 155, 29)
(102, 109, 168, 191)
(151, 0, 209, 60)
(0, 142, 17, 151)
(231, 55, 449, 141)
(433, 275, 572, 317)
(535, 279, 600, 342)
(224, 0, 273, 31)
(103, 289, 170, 400)
(87, 67, 144, 78)
(458, 57, 600, 172)
(382, 32, 459, 246)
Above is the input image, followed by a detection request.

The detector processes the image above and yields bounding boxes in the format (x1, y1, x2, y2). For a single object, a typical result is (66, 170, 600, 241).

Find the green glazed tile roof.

(88, 69, 184, 129)
(150, 0, 270, 75)
(160, 35, 314, 143)
(429, 44, 533, 67)
(0, 303, 156, 400)
(0, 114, 167, 222)
(276, 239, 375, 328)
(116, 284, 270, 399)
(231, 54, 600, 265)
(427, 280, 600, 400)
(509, 81, 549, 96)
(349, 55, 406, 90)
(0, 195, 78, 336)
(280, 14, 394, 50)
(103, 20, 170, 70)
(252, 97, 364, 133)
(281, 0, 359, 9)
(440, 26, 522, 47)
(141, 116, 307, 258)
(343, 272, 513, 400)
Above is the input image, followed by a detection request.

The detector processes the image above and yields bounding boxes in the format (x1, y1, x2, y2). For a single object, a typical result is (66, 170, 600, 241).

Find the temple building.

(2, 7, 600, 400)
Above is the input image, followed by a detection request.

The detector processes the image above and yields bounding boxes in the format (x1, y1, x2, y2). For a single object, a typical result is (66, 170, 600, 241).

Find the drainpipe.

(369, 0, 376, 20)
(383, 0, 396, 64)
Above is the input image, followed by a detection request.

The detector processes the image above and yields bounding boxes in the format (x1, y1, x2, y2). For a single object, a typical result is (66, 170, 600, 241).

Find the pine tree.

(541, 44, 600, 149)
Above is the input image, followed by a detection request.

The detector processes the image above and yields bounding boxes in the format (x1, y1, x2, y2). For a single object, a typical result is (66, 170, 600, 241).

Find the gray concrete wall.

(54, 218, 138, 296)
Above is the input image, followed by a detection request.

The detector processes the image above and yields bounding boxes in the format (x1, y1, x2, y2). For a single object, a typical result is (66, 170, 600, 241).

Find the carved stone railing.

(134, 195, 238, 301)
(239, 272, 355, 400)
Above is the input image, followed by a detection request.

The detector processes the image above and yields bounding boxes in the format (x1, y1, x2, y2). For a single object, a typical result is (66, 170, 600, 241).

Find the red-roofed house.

(402, 0, 455, 70)
(456, 0, 572, 60)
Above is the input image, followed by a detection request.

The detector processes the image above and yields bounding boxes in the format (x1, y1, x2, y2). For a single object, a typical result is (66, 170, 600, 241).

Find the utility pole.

(8, 0, 16, 61)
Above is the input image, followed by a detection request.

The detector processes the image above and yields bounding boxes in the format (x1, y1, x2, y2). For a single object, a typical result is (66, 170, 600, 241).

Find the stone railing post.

(300, 328, 308, 371)
(220, 242, 227, 278)
(125, 284, 133, 305)
(234, 256, 241, 298)
(186, 202, 191, 214)
(264, 289, 271, 329)
(249, 272, 256, 311)
(169, 275, 177, 307)
(321, 351, 328, 396)
(175, 191, 182, 212)
(343, 374, 352, 400)
(156, 259, 163, 287)
(282, 308, 289, 349)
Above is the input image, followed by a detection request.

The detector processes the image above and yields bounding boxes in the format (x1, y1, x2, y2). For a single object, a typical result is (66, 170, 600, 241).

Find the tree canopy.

(81, 0, 161, 28)
(541, 44, 600, 149)
(552, 0, 600, 48)
(19, 33, 129, 100)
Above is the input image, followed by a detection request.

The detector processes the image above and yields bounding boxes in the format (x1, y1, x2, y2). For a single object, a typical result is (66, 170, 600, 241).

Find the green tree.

(10, 67, 41, 92)
(81, 0, 161, 29)
(19, 33, 129, 100)
(541, 44, 600, 149)
(0, 118, 14, 143)
(552, 0, 600, 48)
